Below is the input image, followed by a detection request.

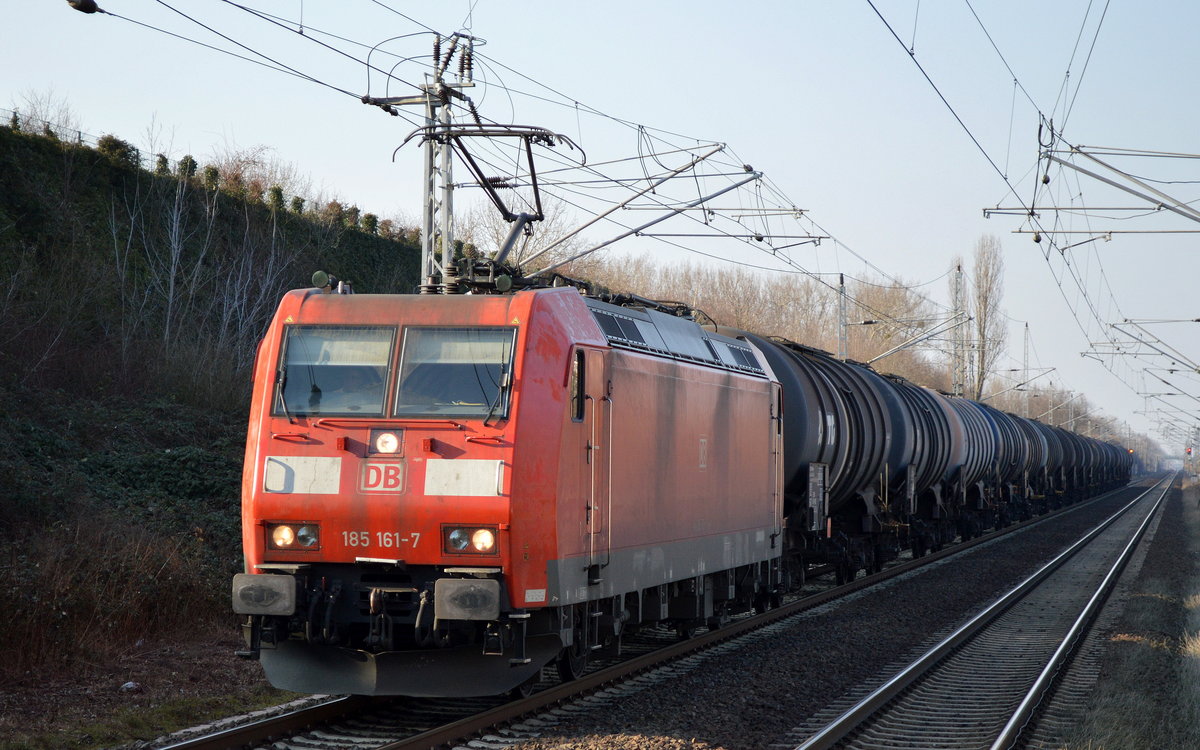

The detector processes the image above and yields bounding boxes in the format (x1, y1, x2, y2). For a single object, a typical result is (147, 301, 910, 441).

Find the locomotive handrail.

(312, 418, 463, 429)
(271, 431, 310, 441)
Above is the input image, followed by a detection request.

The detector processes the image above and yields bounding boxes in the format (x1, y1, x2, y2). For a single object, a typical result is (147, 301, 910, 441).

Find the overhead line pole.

(951, 263, 967, 397)
(373, 34, 477, 292)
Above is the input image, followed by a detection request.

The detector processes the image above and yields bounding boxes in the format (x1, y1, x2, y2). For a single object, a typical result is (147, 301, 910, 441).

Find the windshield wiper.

(276, 367, 295, 424)
(483, 368, 510, 427)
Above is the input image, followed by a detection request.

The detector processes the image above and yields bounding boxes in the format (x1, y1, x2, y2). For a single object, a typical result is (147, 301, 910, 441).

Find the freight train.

(231, 275, 1132, 697)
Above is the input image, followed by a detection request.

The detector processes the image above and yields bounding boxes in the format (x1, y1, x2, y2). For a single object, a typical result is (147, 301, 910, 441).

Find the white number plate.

(341, 531, 420, 549)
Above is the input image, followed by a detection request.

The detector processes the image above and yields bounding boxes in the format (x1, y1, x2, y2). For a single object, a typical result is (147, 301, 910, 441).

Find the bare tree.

(846, 276, 946, 385)
(458, 196, 591, 272)
(208, 141, 313, 206)
(969, 235, 1007, 400)
(12, 88, 81, 138)
(581, 258, 944, 381)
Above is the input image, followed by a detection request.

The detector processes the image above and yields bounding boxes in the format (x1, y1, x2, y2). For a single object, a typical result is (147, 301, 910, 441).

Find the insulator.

(459, 50, 467, 77)
(441, 38, 458, 71)
(469, 101, 483, 127)
(433, 37, 441, 65)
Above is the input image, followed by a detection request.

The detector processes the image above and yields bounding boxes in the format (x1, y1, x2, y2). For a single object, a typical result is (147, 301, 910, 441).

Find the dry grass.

(0, 505, 225, 681)
(1055, 484, 1200, 749)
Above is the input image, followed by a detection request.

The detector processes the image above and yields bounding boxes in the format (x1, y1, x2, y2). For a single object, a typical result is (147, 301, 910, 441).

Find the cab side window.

(570, 350, 586, 422)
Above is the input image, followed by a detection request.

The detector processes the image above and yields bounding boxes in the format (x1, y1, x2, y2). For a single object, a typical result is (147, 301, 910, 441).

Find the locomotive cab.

(233, 287, 587, 696)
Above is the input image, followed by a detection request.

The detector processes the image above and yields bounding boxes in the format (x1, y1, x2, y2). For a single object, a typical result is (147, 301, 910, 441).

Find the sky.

(5, 1, 1200, 451)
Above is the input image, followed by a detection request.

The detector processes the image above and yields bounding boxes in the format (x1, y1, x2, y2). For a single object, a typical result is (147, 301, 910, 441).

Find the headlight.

(446, 528, 471, 552)
(296, 525, 320, 547)
(371, 429, 402, 455)
(268, 522, 320, 550)
(271, 525, 295, 548)
(443, 526, 498, 555)
(471, 528, 496, 553)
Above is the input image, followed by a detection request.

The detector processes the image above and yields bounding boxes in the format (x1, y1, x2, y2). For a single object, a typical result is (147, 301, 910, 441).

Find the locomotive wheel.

(705, 612, 730, 631)
(509, 670, 541, 698)
(555, 612, 588, 682)
(675, 620, 699, 640)
(556, 641, 587, 682)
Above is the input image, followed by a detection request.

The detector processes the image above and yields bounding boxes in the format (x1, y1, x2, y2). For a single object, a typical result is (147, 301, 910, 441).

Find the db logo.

(360, 461, 405, 492)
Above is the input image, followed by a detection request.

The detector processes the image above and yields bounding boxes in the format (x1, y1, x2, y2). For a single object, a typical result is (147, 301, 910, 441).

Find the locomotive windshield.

(394, 327, 515, 418)
(274, 325, 394, 417)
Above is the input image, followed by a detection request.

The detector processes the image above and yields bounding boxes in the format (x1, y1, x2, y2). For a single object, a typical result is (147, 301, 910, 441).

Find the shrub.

(178, 154, 198, 179)
(97, 134, 139, 169)
(267, 185, 285, 212)
(202, 164, 220, 191)
(0, 507, 226, 679)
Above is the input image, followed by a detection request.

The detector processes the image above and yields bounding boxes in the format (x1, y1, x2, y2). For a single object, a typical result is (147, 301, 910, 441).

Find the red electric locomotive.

(233, 284, 783, 696)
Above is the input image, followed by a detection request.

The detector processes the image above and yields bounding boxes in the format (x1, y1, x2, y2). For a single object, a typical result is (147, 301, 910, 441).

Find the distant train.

(231, 277, 1132, 697)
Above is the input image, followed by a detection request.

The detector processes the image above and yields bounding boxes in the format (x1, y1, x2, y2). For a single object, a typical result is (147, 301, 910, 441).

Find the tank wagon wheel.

(555, 608, 589, 682)
(870, 545, 885, 574)
(753, 590, 774, 614)
(911, 536, 928, 559)
(835, 563, 856, 585)
(706, 604, 731, 631)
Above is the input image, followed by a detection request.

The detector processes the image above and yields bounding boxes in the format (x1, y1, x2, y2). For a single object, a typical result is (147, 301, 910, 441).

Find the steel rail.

(157, 479, 1147, 750)
(990, 474, 1174, 749)
(376, 482, 1146, 750)
(158, 695, 380, 750)
(791, 474, 1173, 750)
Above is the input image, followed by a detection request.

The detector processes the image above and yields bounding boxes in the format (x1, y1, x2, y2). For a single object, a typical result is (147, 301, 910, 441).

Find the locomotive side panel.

(546, 347, 779, 604)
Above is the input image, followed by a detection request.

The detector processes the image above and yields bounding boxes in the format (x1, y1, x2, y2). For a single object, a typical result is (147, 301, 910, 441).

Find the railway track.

(785, 473, 1173, 750)
(157, 480, 1155, 750)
